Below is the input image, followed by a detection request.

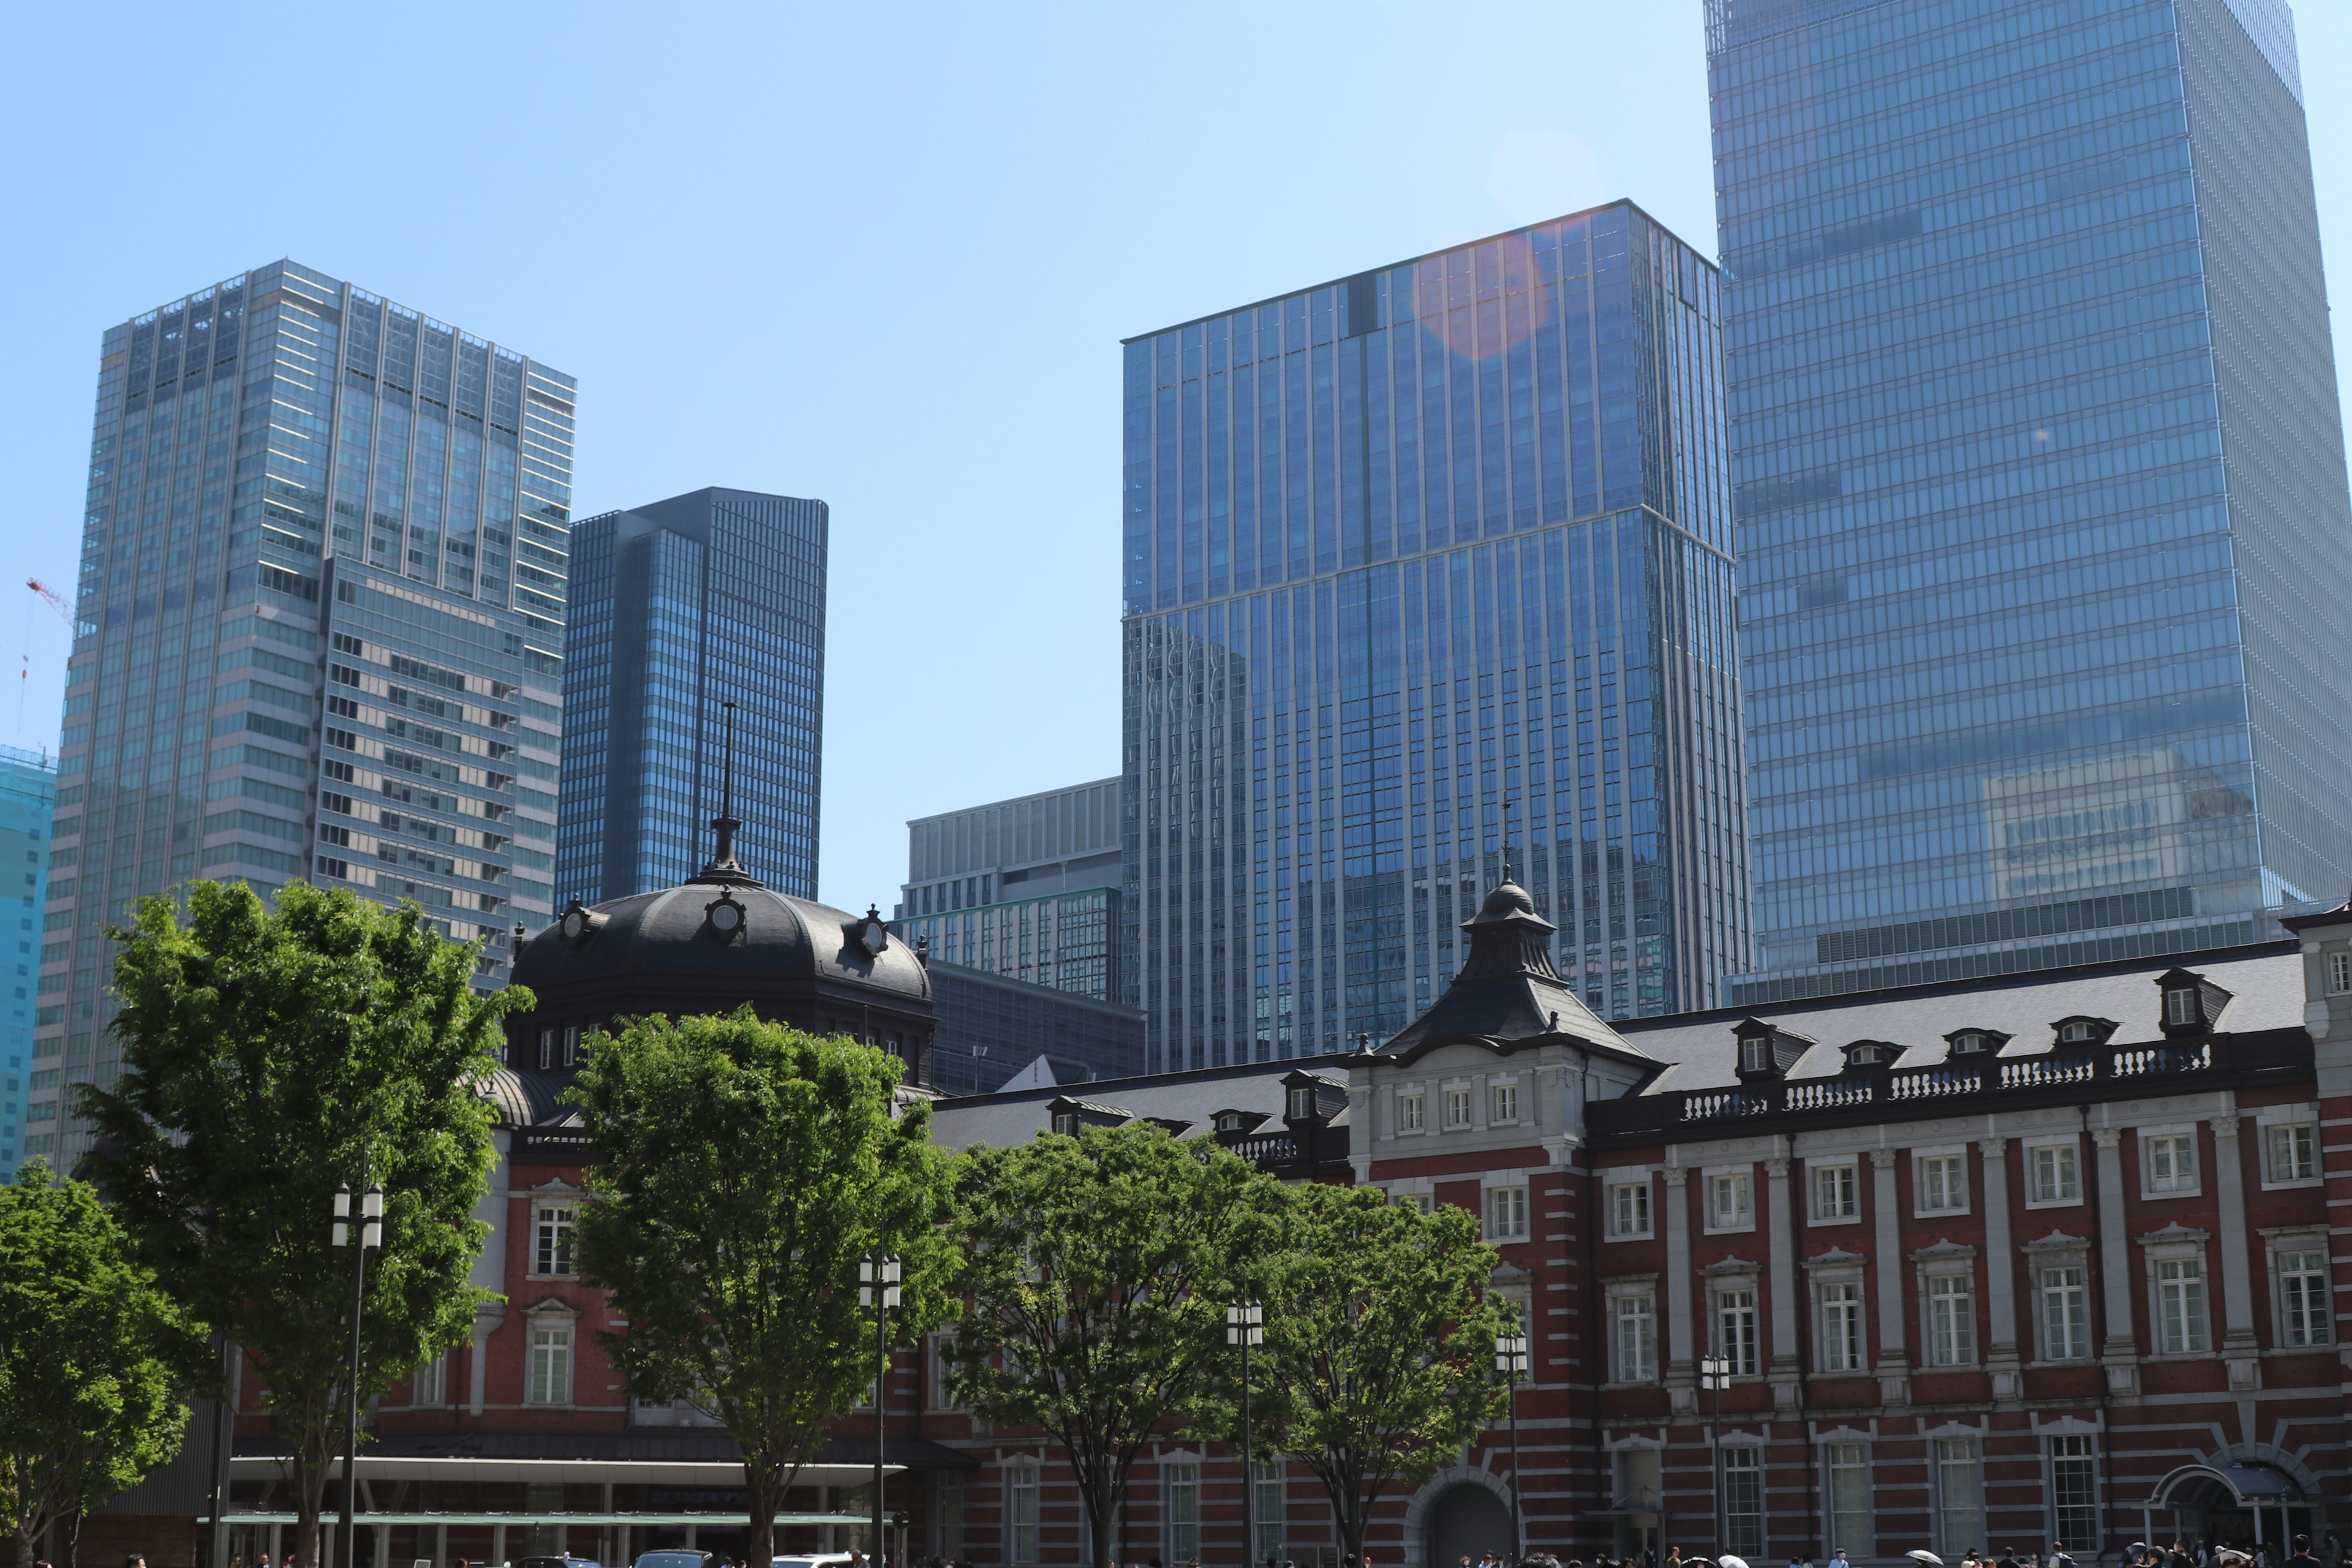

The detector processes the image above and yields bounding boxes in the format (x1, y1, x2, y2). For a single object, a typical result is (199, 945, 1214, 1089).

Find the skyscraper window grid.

(31, 260, 573, 1166)
(1122, 205, 1749, 1071)
(0, 746, 56, 1178)
(1709, 0, 2352, 1000)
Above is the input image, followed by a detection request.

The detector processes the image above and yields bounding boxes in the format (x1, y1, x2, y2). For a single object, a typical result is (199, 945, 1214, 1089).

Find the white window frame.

(1442, 1084, 1472, 1128)
(1816, 1277, 1866, 1372)
(1006, 1458, 1041, 1564)
(1251, 1457, 1285, 1562)
(1486, 1183, 1529, 1240)
(1721, 1443, 1765, 1557)
(526, 1311, 576, 1406)
(1163, 1457, 1201, 1562)
(1924, 1270, 1977, 1367)
(1608, 1283, 1659, 1384)
(2048, 1433, 2100, 1552)
(2141, 1126, 2201, 1197)
(2145, 1239, 2211, 1355)
(1490, 1077, 1521, 1124)
(1712, 1280, 1760, 1376)
(2025, 1136, 2082, 1208)
(1607, 1175, 1653, 1240)
(1810, 1158, 1860, 1224)
(1823, 1438, 1875, 1558)
(1706, 1166, 1755, 1234)
(1914, 1148, 1969, 1215)
(412, 1350, 447, 1408)
(2261, 1117, 2320, 1188)
(2266, 1228, 2332, 1348)
(1930, 1434, 1984, 1558)
(2033, 1254, 2093, 1363)
(532, 1200, 578, 1279)
(2329, 949, 2352, 994)
(1397, 1090, 1425, 1134)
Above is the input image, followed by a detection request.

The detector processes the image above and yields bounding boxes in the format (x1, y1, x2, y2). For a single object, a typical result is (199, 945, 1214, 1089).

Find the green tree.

(0, 1160, 208, 1568)
(1248, 1183, 1510, 1566)
(946, 1123, 1283, 1568)
(570, 1011, 957, 1568)
(77, 880, 516, 1568)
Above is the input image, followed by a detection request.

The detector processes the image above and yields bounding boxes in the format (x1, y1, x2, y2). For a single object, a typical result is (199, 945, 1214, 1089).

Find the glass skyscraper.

(29, 260, 574, 1167)
(554, 488, 826, 903)
(1123, 203, 1749, 1071)
(1711, 0, 2352, 1000)
(1, 745, 56, 1177)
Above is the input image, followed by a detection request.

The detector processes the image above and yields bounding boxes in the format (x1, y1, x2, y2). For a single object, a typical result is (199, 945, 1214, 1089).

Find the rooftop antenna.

(695, 699, 761, 886)
(1501, 798, 1517, 885)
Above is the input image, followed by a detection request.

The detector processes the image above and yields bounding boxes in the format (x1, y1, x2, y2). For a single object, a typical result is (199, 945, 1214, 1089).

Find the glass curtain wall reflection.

(556, 489, 826, 902)
(1122, 203, 1750, 1071)
(1711, 0, 2352, 1000)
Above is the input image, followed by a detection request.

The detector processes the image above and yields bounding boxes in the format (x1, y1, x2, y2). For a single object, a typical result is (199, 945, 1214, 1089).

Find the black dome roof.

(513, 883, 932, 1006)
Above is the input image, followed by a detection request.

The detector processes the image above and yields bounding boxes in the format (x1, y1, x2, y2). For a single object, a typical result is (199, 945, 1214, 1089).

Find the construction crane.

(26, 578, 73, 627)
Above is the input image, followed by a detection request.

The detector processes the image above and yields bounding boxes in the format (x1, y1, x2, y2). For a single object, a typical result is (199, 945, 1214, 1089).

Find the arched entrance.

(2142, 1464, 2310, 1553)
(1428, 1483, 1514, 1568)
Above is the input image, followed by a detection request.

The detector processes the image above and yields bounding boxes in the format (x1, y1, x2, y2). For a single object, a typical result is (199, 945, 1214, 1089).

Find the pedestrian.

(1830, 1548, 1851, 1568)
(2050, 1543, 2076, 1568)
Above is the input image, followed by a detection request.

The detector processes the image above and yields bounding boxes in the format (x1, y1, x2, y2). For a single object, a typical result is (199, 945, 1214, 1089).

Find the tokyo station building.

(172, 861, 2350, 1568)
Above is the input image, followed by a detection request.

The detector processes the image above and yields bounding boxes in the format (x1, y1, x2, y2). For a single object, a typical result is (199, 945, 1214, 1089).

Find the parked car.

(522, 1557, 604, 1568)
(634, 1553, 715, 1568)
(772, 1555, 858, 1568)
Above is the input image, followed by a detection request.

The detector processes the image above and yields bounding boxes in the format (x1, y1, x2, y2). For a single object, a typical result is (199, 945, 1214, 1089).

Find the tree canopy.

(945, 1122, 1284, 1568)
(1249, 1182, 1510, 1565)
(570, 1010, 957, 1568)
(77, 880, 514, 1568)
(0, 1160, 207, 1568)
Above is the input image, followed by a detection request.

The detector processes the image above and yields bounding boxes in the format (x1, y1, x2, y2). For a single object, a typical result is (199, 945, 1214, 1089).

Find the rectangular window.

(1826, 1442, 1873, 1558)
(1614, 1294, 1657, 1382)
(1711, 1170, 1752, 1230)
(1610, 1180, 1651, 1237)
(2031, 1143, 2080, 1203)
(1928, 1273, 1976, 1366)
(1444, 1087, 1472, 1127)
(412, 1352, 446, 1407)
(1819, 1281, 1864, 1371)
(1398, 1091, 1424, 1132)
(1491, 1081, 1519, 1122)
(1487, 1185, 1528, 1240)
(2266, 1122, 2317, 1183)
(527, 1321, 572, 1405)
(2280, 1247, 2331, 1347)
(2040, 1265, 2090, 1360)
(2050, 1435, 2098, 1551)
(2157, 1256, 2209, 1353)
(1008, 1461, 1039, 1564)
(2147, 1133, 2196, 1193)
(537, 1027, 556, 1069)
(535, 1204, 575, 1276)
(1716, 1287, 1759, 1376)
(1812, 1161, 1858, 1221)
(1721, 1449, 1763, 1557)
(2331, 950, 2352, 993)
(1164, 1461, 1200, 1562)
(1917, 1153, 1966, 1213)
(1253, 1458, 1284, 1562)
(1932, 1438, 1983, 1558)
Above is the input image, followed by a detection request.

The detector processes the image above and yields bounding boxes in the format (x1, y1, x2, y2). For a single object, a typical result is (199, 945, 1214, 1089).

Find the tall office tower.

(1711, 0, 2352, 1001)
(895, 778, 1124, 996)
(1122, 203, 1749, 1072)
(556, 489, 826, 903)
(28, 261, 574, 1167)
(1, 746, 56, 1177)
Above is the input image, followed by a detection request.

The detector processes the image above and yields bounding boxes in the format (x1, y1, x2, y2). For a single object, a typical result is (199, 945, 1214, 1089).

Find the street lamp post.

(1227, 1303, 1264, 1568)
(860, 1254, 902, 1568)
(1698, 1353, 1731, 1554)
(1494, 1328, 1530, 1559)
(330, 1181, 383, 1568)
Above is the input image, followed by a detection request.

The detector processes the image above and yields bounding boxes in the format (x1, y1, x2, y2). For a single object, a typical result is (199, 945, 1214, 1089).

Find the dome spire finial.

(692, 699, 763, 887)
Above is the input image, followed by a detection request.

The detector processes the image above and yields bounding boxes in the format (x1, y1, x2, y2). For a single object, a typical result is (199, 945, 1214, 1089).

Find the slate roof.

(1371, 881, 1646, 1062)
(929, 1058, 1348, 1153)
(1615, 939, 2305, 1095)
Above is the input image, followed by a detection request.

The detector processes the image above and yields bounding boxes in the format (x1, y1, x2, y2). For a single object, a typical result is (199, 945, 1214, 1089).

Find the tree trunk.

(743, 1458, 779, 1568)
(62, 1507, 82, 1568)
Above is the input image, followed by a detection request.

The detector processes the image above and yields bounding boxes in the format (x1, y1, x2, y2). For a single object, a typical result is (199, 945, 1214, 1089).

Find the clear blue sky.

(7, 2, 2351, 914)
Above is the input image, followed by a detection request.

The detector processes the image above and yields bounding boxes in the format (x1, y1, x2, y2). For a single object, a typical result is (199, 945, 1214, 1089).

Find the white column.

(1980, 1138, 2021, 1400)
(2093, 1126, 2140, 1398)
(2210, 1114, 2261, 1389)
(1664, 1166, 1696, 1415)
(469, 1308, 501, 1416)
(1766, 1155, 1801, 1411)
(1869, 1148, 1910, 1408)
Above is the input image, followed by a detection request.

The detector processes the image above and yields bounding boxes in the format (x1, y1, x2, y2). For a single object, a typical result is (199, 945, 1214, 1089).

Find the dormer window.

(1051, 1110, 1080, 1137)
(1950, 1032, 1986, 1056)
(1740, 1035, 1770, 1074)
(1287, 1085, 1314, 1121)
(1215, 1111, 1247, 1134)
(2057, 1019, 2105, 1045)
(2164, 987, 2199, 1027)
(1845, 1042, 1883, 1068)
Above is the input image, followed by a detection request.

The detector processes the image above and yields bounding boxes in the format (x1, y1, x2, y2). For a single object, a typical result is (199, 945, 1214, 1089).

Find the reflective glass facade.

(1712, 0, 2352, 1001)
(32, 261, 573, 1166)
(1123, 204, 1750, 1071)
(555, 489, 826, 902)
(0, 745, 56, 1177)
